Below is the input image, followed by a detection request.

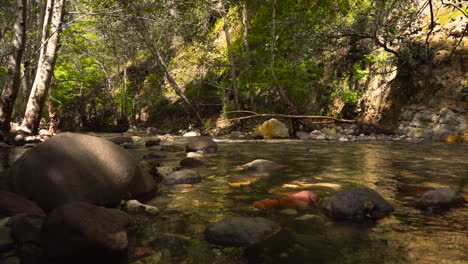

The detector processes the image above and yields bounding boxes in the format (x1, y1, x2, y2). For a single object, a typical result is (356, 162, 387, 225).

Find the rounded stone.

(185, 137, 218, 153)
(4, 133, 155, 211)
(321, 187, 394, 222)
(205, 216, 280, 247)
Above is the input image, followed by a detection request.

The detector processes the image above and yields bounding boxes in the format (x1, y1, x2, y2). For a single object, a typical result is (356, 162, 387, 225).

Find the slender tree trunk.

(241, 2, 250, 55)
(220, 3, 240, 110)
(19, 0, 65, 134)
(0, 0, 27, 139)
(270, 0, 294, 110)
(154, 48, 203, 123)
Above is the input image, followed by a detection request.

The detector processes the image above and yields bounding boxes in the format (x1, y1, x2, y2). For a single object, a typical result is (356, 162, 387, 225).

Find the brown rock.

(4, 133, 155, 211)
(185, 137, 218, 153)
(41, 202, 129, 261)
(0, 191, 45, 217)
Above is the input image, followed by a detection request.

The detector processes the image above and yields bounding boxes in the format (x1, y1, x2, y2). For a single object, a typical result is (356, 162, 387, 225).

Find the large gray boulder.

(205, 216, 280, 247)
(4, 133, 155, 211)
(321, 188, 394, 222)
(185, 137, 218, 153)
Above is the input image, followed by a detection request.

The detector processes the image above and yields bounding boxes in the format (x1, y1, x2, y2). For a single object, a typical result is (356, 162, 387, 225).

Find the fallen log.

(224, 111, 355, 124)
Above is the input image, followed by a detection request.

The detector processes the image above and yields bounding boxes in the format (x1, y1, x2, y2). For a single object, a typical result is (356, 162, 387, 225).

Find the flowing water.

(1, 136, 467, 263)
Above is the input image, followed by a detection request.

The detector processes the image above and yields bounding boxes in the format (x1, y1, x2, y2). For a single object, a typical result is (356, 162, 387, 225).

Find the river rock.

(321, 188, 394, 222)
(179, 158, 205, 168)
(108, 136, 133, 145)
(205, 216, 280, 247)
(415, 188, 465, 212)
(0, 191, 45, 217)
(125, 200, 159, 216)
(145, 139, 161, 147)
(160, 145, 184, 152)
(4, 133, 155, 211)
(0, 226, 14, 251)
(295, 131, 310, 140)
(185, 137, 218, 153)
(152, 167, 173, 179)
(321, 127, 337, 135)
(142, 152, 167, 160)
(252, 118, 289, 139)
(241, 159, 280, 173)
(183, 131, 201, 137)
(41, 202, 129, 261)
(146, 127, 165, 135)
(10, 214, 45, 244)
(187, 152, 203, 158)
(162, 169, 201, 185)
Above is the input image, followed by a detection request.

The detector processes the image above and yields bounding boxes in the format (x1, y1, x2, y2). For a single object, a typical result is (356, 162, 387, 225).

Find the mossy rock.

(252, 119, 289, 139)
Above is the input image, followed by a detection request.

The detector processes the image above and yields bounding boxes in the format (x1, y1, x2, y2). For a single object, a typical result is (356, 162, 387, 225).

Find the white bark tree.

(19, 0, 66, 134)
(0, 0, 27, 139)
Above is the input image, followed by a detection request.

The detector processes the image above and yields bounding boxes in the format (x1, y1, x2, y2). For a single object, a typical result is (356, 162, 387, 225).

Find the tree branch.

(224, 111, 355, 123)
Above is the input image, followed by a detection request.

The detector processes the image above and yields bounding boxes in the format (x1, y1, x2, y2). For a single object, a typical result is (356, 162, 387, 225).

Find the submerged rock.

(162, 169, 201, 185)
(415, 188, 465, 212)
(185, 137, 218, 153)
(241, 159, 280, 173)
(321, 188, 394, 222)
(4, 133, 155, 211)
(0, 191, 45, 217)
(204, 216, 280, 247)
(144, 139, 161, 147)
(108, 136, 133, 145)
(142, 151, 167, 160)
(179, 157, 205, 168)
(41, 202, 129, 261)
(252, 118, 289, 139)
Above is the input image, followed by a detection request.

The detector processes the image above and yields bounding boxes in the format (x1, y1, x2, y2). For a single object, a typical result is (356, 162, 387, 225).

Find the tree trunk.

(154, 48, 203, 123)
(220, 3, 240, 110)
(0, 0, 27, 139)
(241, 2, 250, 54)
(19, 0, 65, 134)
(270, 0, 294, 111)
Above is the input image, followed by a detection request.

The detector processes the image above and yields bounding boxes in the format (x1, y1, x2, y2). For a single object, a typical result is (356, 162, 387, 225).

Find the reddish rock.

(287, 191, 320, 209)
(0, 191, 45, 217)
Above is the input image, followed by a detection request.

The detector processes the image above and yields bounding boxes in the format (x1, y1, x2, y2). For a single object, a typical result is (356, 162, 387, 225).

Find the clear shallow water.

(127, 138, 468, 264)
(1, 136, 467, 263)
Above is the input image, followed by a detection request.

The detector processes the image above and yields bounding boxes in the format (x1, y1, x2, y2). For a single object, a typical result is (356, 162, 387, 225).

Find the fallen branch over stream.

(224, 111, 356, 124)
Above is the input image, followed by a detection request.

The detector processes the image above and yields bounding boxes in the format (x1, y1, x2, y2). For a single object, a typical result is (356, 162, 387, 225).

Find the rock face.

(162, 169, 201, 185)
(41, 202, 129, 261)
(252, 118, 289, 139)
(185, 137, 218, 153)
(4, 133, 155, 211)
(0, 191, 45, 217)
(416, 188, 465, 212)
(205, 216, 280, 247)
(241, 159, 280, 173)
(321, 188, 394, 222)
